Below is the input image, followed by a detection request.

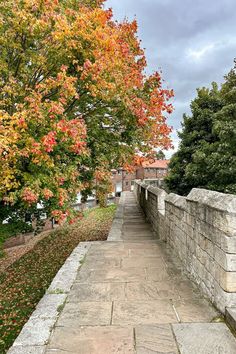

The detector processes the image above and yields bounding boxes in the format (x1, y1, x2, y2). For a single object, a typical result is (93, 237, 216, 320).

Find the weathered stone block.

(211, 211, 236, 236)
(186, 200, 207, 222)
(215, 265, 236, 292)
(196, 245, 208, 266)
(204, 256, 215, 277)
(221, 235, 236, 254)
(195, 220, 218, 244)
(186, 237, 196, 254)
(183, 223, 194, 239)
(200, 280, 213, 300)
(205, 238, 214, 258)
(215, 246, 236, 272)
(184, 212, 196, 228)
(213, 281, 236, 312)
(196, 232, 206, 249)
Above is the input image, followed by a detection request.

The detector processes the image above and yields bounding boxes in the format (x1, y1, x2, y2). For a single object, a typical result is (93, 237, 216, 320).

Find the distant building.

(111, 160, 169, 194)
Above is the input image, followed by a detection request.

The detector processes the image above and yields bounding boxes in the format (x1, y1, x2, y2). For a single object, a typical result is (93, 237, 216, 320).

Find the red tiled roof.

(142, 159, 169, 169)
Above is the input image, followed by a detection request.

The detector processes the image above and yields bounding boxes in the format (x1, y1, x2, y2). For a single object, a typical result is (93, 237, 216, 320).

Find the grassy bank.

(0, 205, 116, 353)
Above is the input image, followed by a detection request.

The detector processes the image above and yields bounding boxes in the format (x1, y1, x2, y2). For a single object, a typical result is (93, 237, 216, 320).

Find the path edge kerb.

(7, 241, 92, 354)
(107, 193, 125, 242)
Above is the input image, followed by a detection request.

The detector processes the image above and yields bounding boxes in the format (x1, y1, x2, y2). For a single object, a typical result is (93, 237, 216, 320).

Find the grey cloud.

(105, 0, 236, 153)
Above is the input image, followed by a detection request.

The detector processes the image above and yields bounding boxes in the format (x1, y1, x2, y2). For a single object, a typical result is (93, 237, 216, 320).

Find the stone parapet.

(134, 181, 236, 313)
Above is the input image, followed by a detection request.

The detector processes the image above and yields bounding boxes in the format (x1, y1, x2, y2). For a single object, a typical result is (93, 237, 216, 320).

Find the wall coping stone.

(187, 188, 236, 214)
(146, 185, 167, 197)
(165, 193, 187, 210)
(140, 183, 236, 215)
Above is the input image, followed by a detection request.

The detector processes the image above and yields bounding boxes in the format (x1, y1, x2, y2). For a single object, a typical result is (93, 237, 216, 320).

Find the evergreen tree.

(165, 83, 222, 195)
(201, 62, 236, 193)
(155, 150, 166, 160)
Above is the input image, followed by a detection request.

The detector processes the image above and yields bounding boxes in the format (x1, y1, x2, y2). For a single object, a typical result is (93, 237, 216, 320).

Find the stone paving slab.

(56, 301, 112, 326)
(172, 323, 236, 354)
(76, 267, 147, 283)
(125, 281, 181, 301)
(122, 233, 155, 238)
(128, 248, 163, 257)
(123, 227, 153, 233)
(145, 266, 171, 282)
(67, 282, 127, 302)
(135, 324, 179, 354)
(81, 255, 121, 269)
(46, 326, 135, 354)
(172, 298, 218, 323)
(87, 248, 129, 257)
(122, 236, 157, 242)
(122, 232, 155, 237)
(121, 256, 165, 268)
(90, 241, 125, 250)
(171, 279, 202, 299)
(112, 300, 178, 325)
(123, 241, 160, 248)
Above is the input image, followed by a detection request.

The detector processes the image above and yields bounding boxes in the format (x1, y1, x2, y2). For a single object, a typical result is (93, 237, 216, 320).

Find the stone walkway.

(45, 192, 236, 354)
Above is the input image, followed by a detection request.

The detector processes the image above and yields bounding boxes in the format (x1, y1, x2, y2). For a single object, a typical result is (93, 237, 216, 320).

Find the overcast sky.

(105, 0, 236, 157)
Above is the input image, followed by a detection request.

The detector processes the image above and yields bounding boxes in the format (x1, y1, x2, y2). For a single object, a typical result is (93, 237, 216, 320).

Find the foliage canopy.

(0, 0, 173, 221)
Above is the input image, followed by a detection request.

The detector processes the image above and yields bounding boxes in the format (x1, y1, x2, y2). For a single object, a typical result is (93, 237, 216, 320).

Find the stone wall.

(134, 181, 236, 313)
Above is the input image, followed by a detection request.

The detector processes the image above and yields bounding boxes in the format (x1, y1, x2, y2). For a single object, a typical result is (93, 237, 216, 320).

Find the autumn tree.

(0, 0, 173, 222)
